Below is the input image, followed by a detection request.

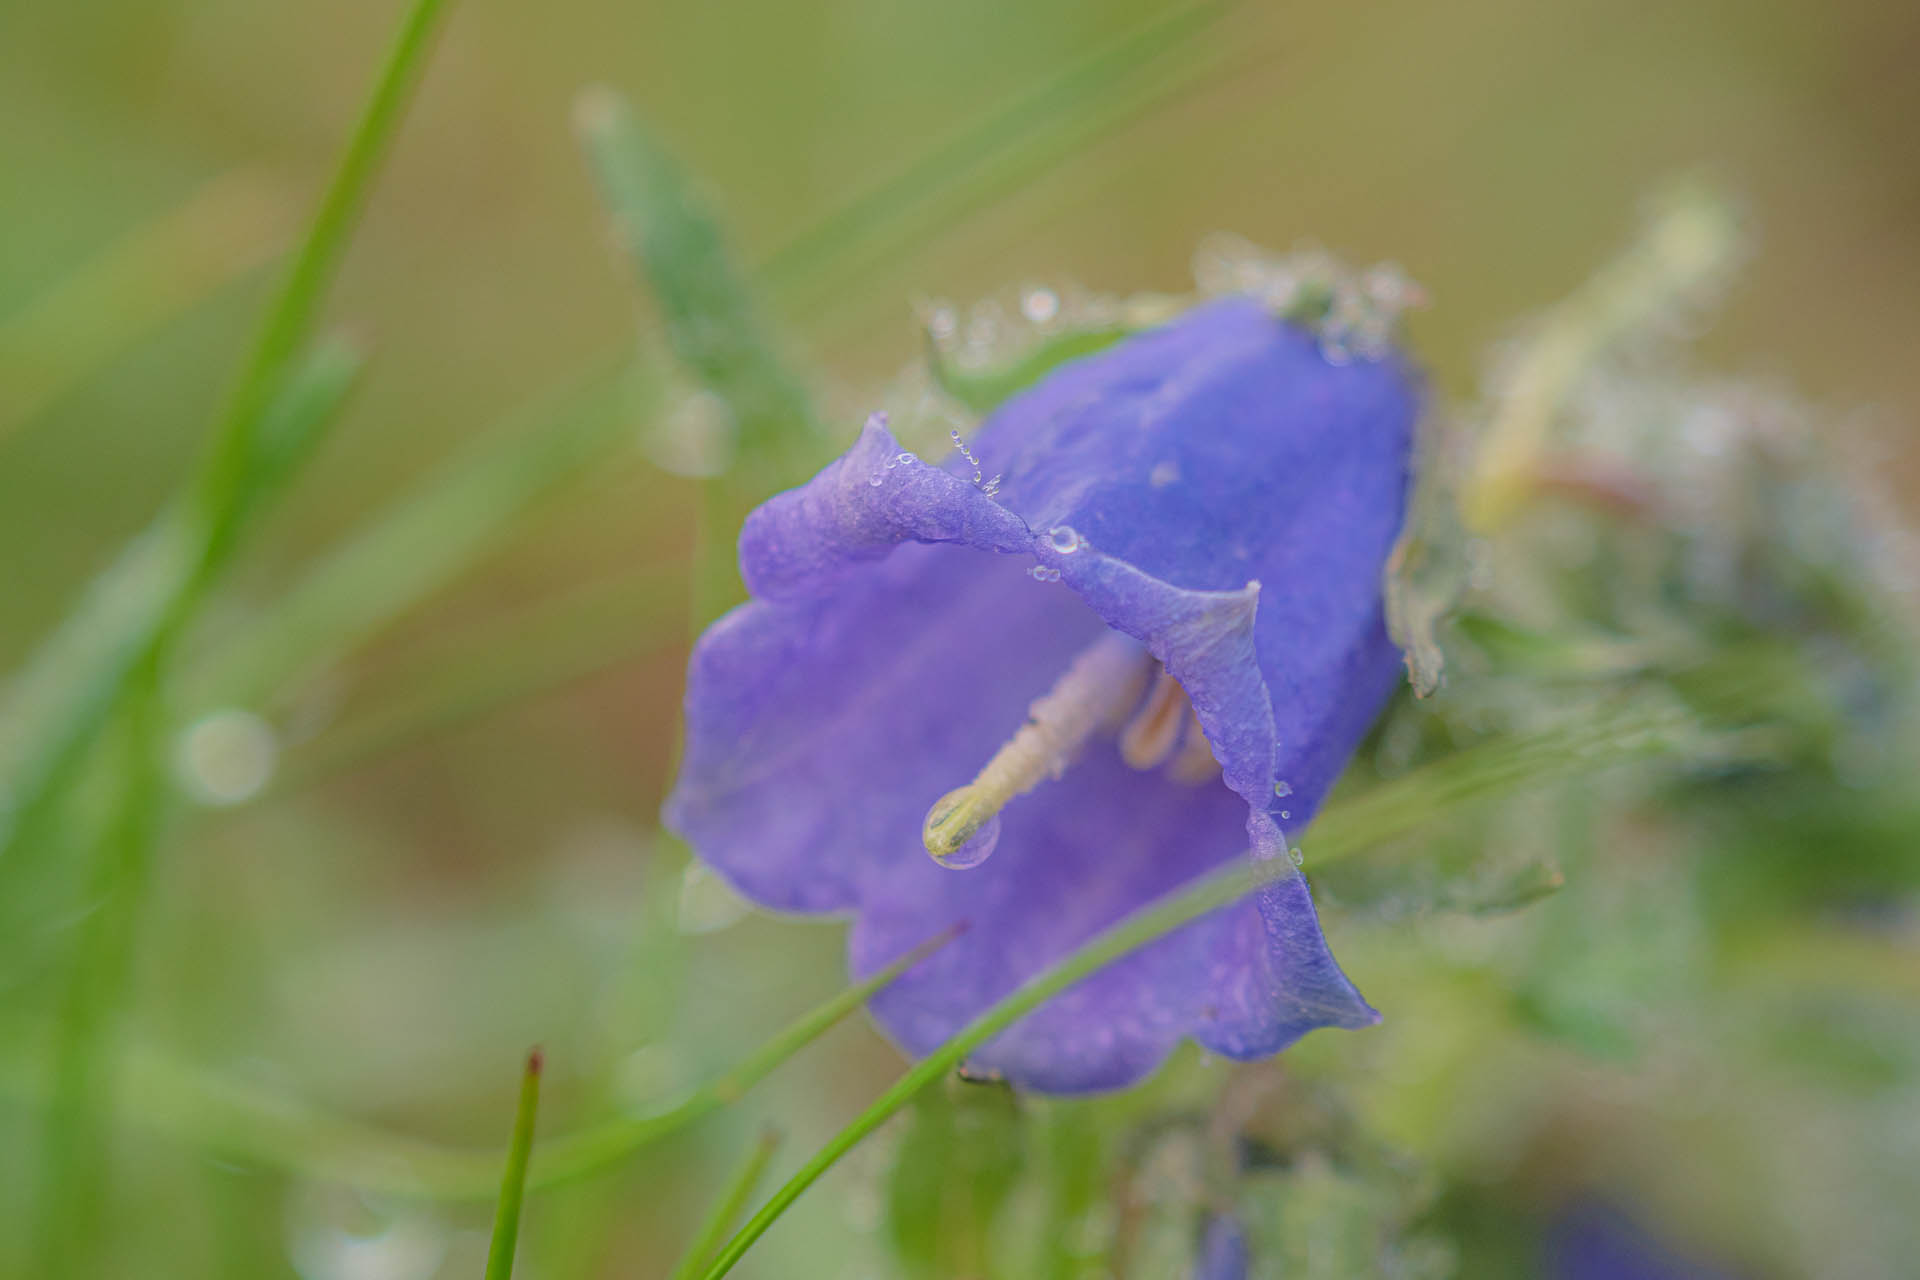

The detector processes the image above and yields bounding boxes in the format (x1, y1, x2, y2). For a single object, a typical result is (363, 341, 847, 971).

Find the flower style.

(665, 295, 1419, 1092)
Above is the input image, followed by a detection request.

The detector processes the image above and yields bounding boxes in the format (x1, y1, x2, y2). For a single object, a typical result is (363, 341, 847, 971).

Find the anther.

(1119, 668, 1188, 770)
(1166, 706, 1223, 785)
(923, 631, 1151, 866)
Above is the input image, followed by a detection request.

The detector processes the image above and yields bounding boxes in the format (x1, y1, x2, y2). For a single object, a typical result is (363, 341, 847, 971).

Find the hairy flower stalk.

(668, 295, 1419, 1091)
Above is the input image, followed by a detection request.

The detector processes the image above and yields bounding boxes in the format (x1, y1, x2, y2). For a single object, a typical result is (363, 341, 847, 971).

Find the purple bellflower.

(665, 295, 1419, 1092)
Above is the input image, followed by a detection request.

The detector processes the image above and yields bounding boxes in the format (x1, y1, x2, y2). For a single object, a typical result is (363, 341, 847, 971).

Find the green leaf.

(575, 89, 817, 480)
(930, 324, 1131, 415)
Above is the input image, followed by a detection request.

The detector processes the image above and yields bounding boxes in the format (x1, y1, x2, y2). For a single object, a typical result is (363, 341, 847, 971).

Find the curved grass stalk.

(698, 692, 1732, 1276)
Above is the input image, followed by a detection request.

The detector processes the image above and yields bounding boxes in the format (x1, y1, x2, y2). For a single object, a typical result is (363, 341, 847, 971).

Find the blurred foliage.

(2, 0, 1919, 1278)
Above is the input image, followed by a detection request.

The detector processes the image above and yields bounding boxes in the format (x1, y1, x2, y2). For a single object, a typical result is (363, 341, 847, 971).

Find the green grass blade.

(695, 691, 1738, 1277)
(519, 920, 961, 1194)
(0, 0, 454, 863)
(183, 0, 452, 550)
(482, 1049, 544, 1280)
(0, 341, 364, 862)
(574, 89, 818, 478)
(666, 1128, 783, 1280)
(185, 358, 644, 711)
(273, 562, 682, 789)
(28, 655, 167, 1273)
(236, 334, 367, 526)
(0, 919, 962, 1200)
(755, 1, 1231, 311)
(0, 170, 292, 446)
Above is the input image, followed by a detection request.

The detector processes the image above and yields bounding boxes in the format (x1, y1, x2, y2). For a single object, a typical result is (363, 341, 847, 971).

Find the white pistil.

(922, 631, 1151, 863)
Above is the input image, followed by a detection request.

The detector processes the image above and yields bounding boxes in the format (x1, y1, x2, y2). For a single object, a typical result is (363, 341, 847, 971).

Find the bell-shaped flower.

(666, 295, 1419, 1092)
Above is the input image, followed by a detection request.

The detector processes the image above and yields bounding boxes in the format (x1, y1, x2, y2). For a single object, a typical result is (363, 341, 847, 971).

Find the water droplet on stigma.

(930, 812, 1001, 870)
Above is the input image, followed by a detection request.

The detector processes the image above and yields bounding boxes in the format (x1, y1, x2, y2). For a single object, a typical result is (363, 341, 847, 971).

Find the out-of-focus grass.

(2, 0, 1918, 1276)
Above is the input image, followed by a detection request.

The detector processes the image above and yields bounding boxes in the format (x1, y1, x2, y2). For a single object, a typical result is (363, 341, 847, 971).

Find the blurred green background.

(2, 0, 1917, 1276)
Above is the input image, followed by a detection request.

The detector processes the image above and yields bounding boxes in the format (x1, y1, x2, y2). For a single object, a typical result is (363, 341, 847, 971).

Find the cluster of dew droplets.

(922, 284, 1096, 377)
(867, 448, 920, 487)
(1271, 779, 1303, 865)
(948, 427, 1001, 498)
(1028, 526, 1082, 583)
(1193, 234, 1425, 366)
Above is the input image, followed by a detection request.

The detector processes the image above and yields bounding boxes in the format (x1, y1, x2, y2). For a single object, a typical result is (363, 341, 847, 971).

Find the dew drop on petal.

(1273, 780, 1293, 798)
(896, 452, 916, 465)
(1047, 525, 1082, 553)
(1280, 809, 1291, 820)
(932, 812, 1000, 870)
(868, 472, 883, 486)
(1288, 846, 1304, 867)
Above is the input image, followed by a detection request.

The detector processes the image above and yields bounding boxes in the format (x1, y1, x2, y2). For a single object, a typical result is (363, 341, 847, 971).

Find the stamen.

(1166, 705, 1223, 784)
(923, 631, 1151, 866)
(1119, 668, 1188, 770)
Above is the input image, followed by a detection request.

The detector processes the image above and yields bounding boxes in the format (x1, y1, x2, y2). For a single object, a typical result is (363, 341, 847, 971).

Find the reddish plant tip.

(526, 1046, 545, 1076)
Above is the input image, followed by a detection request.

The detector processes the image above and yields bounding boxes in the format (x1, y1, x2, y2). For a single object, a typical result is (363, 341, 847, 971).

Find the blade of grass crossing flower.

(0, 169, 292, 446)
(696, 688, 1754, 1278)
(0, 0, 453, 864)
(666, 1129, 783, 1280)
(522, 921, 962, 1193)
(483, 1049, 545, 1280)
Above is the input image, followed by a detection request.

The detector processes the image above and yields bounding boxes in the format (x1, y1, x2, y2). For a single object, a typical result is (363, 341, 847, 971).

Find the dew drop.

(1280, 809, 1291, 820)
(1047, 525, 1082, 553)
(868, 472, 883, 486)
(896, 451, 916, 465)
(1021, 287, 1060, 325)
(1028, 565, 1061, 582)
(1288, 846, 1304, 867)
(932, 812, 1000, 870)
(1273, 780, 1293, 798)
(175, 709, 279, 807)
